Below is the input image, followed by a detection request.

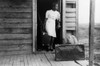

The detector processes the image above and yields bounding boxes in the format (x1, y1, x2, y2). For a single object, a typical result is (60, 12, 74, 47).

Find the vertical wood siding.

(0, 0, 32, 55)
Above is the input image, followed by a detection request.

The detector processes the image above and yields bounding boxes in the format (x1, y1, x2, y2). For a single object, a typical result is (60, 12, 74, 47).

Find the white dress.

(45, 10, 60, 37)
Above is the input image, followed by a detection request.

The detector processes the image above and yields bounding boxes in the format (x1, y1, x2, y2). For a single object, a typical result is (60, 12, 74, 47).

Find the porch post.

(32, 0, 37, 52)
(89, 0, 95, 66)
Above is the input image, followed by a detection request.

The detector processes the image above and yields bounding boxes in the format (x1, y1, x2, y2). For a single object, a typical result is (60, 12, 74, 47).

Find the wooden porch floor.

(0, 53, 88, 66)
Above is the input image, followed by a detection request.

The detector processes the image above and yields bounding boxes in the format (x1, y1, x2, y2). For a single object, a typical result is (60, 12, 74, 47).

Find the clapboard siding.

(65, 18, 76, 22)
(65, 13, 76, 18)
(65, 8, 76, 13)
(0, 40, 32, 45)
(0, 0, 32, 2)
(65, 22, 76, 27)
(0, 34, 32, 40)
(0, 28, 32, 34)
(0, 44, 32, 51)
(0, 23, 32, 28)
(0, 0, 32, 54)
(66, 0, 77, 1)
(0, 2, 32, 7)
(0, 12, 31, 18)
(0, 19, 31, 23)
(65, 27, 75, 30)
(0, 50, 32, 55)
(0, 7, 31, 12)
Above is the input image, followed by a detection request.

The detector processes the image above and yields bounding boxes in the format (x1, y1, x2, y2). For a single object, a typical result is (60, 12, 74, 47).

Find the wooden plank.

(66, 0, 77, 1)
(65, 13, 76, 18)
(66, 1, 76, 3)
(32, 54, 40, 66)
(33, 0, 37, 52)
(65, 8, 76, 13)
(23, 54, 29, 66)
(4, 56, 11, 66)
(38, 54, 51, 66)
(45, 54, 63, 66)
(65, 18, 76, 22)
(19, 55, 25, 66)
(0, 28, 32, 34)
(0, 34, 32, 40)
(27, 54, 36, 66)
(0, 12, 31, 18)
(63, 0, 66, 40)
(0, 39, 32, 45)
(65, 23, 76, 30)
(0, 23, 32, 28)
(35, 54, 50, 66)
(0, 44, 32, 51)
(65, 27, 75, 30)
(13, 55, 21, 66)
(0, 56, 7, 66)
(0, 2, 32, 7)
(75, 0, 79, 39)
(28, 54, 37, 66)
(0, 19, 31, 23)
(0, 0, 32, 2)
(0, 7, 31, 12)
(65, 22, 76, 27)
(0, 50, 32, 56)
(89, 0, 95, 66)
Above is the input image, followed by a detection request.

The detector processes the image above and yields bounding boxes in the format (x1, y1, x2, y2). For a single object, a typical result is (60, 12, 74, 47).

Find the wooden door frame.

(32, 0, 63, 52)
(32, 0, 37, 52)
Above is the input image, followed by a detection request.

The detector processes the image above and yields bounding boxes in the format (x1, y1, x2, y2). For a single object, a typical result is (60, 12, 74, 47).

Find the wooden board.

(0, 28, 32, 34)
(0, 23, 32, 28)
(66, 0, 77, 1)
(0, 44, 32, 51)
(0, 12, 31, 18)
(65, 18, 76, 22)
(65, 8, 76, 13)
(0, 50, 32, 56)
(65, 22, 76, 27)
(0, 7, 32, 12)
(0, 19, 31, 23)
(65, 27, 75, 30)
(0, 39, 32, 45)
(33, 0, 37, 52)
(0, 34, 32, 39)
(65, 13, 76, 18)
(0, 0, 32, 2)
(66, 1, 76, 3)
(0, 2, 32, 7)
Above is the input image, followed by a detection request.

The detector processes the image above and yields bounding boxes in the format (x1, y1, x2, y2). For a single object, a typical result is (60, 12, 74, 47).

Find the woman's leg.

(50, 36, 55, 50)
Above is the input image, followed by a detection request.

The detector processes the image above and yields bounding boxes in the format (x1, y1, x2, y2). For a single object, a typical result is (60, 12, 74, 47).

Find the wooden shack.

(0, 0, 78, 55)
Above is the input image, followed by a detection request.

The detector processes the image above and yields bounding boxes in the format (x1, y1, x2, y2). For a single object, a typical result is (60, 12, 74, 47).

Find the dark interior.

(37, 0, 62, 51)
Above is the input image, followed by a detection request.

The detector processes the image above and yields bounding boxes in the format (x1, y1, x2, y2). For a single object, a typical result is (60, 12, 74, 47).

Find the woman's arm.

(57, 12, 61, 28)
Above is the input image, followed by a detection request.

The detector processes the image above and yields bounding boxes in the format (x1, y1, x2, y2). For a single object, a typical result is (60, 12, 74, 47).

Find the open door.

(37, 0, 62, 51)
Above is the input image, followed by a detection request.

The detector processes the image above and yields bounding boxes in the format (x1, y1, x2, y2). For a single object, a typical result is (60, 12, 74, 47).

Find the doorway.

(37, 0, 62, 51)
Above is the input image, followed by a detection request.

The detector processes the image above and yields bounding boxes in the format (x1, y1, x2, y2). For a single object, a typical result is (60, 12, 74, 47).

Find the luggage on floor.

(55, 44, 85, 61)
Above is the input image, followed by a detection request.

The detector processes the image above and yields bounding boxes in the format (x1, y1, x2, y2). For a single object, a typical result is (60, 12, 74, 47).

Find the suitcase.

(55, 44, 85, 61)
(42, 33, 51, 44)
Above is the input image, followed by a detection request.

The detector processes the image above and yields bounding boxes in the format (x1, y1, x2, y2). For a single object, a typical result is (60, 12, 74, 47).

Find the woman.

(45, 3, 60, 51)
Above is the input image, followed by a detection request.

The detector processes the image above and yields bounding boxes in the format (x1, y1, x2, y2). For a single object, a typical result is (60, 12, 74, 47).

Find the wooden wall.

(0, 0, 33, 55)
